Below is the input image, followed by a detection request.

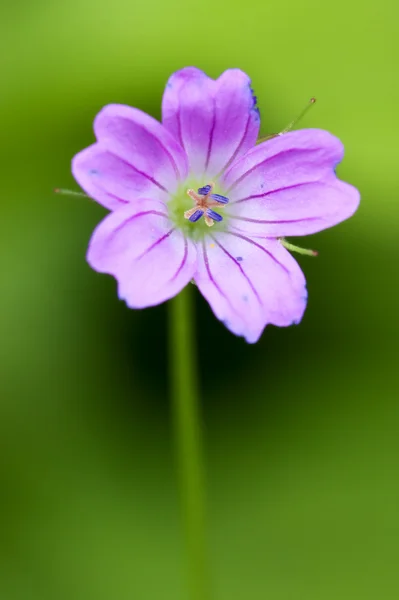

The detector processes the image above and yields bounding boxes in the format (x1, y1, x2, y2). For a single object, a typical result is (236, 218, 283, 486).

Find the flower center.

(183, 183, 229, 227)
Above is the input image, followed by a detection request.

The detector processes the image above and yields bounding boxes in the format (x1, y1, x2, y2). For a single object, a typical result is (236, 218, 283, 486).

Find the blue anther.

(189, 209, 204, 222)
(210, 193, 229, 204)
(198, 185, 212, 195)
(206, 209, 223, 222)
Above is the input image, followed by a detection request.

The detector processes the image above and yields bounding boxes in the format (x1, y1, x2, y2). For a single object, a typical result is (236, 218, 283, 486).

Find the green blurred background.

(1, 0, 398, 598)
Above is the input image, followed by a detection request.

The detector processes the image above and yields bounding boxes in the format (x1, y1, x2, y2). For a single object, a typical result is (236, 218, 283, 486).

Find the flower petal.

(87, 199, 197, 307)
(194, 233, 307, 343)
(72, 104, 188, 210)
(222, 129, 360, 236)
(162, 67, 260, 179)
(71, 143, 165, 210)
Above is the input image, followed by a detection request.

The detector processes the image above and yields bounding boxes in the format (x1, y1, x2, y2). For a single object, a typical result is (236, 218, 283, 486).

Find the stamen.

(198, 184, 213, 196)
(187, 188, 201, 202)
(204, 215, 214, 227)
(188, 209, 204, 223)
(184, 182, 228, 227)
(206, 208, 223, 222)
(184, 207, 198, 219)
(210, 193, 229, 204)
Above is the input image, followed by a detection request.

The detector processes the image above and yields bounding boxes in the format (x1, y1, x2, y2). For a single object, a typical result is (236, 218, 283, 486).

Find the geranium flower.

(72, 67, 360, 343)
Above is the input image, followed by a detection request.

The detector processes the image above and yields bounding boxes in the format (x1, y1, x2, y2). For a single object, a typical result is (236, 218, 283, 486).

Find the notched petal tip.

(87, 199, 197, 308)
(162, 66, 260, 178)
(167, 66, 208, 83)
(195, 235, 307, 344)
(222, 126, 360, 237)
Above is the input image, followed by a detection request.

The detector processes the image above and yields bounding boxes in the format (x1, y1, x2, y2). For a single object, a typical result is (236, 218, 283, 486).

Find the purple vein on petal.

(229, 181, 316, 205)
(137, 228, 176, 261)
(152, 136, 182, 182)
(110, 117, 182, 182)
(108, 152, 170, 193)
(108, 210, 169, 242)
(204, 99, 216, 173)
(176, 105, 185, 152)
(216, 114, 251, 178)
(228, 215, 319, 225)
(225, 231, 290, 274)
(225, 148, 315, 193)
(201, 240, 242, 319)
(91, 186, 130, 205)
(170, 237, 189, 282)
(211, 235, 263, 306)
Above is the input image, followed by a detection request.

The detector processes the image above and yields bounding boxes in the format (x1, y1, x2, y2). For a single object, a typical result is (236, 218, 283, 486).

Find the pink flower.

(72, 67, 360, 342)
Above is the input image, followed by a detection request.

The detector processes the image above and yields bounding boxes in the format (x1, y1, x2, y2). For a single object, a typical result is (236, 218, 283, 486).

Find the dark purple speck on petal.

(250, 85, 260, 119)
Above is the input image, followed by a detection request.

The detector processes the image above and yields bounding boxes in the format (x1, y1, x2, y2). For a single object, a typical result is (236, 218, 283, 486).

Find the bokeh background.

(1, 0, 398, 598)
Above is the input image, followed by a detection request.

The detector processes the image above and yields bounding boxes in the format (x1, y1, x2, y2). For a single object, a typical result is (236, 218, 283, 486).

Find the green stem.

(169, 285, 210, 600)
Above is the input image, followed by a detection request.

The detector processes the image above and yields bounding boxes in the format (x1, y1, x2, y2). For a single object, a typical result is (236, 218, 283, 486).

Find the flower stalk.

(169, 286, 210, 600)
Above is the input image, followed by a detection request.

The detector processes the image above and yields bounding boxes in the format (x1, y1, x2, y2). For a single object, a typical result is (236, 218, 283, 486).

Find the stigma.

(184, 183, 229, 227)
